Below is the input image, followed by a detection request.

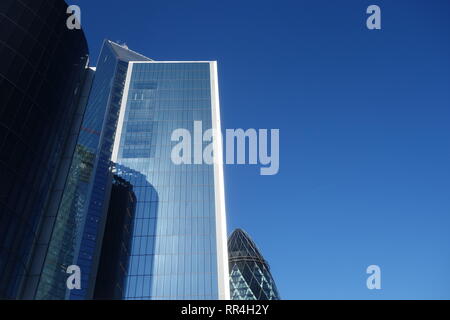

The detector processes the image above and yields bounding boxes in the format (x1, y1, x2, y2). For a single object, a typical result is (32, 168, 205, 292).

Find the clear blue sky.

(75, 0, 450, 299)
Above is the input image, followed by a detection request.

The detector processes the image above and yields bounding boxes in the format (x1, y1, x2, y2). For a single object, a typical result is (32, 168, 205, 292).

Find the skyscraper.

(0, 0, 89, 299)
(228, 229, 280, 300)
(111, 60, 229, 300)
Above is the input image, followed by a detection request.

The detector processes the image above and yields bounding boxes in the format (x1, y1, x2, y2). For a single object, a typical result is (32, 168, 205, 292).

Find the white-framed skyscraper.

(111, 60, 230, 300)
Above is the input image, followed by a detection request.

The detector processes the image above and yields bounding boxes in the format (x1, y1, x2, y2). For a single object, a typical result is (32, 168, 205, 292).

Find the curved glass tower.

(0, 0, 89, 299)
(228, 229, 280, 300)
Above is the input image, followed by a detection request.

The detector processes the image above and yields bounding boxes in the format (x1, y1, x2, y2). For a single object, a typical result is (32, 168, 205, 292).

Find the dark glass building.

(228, 229, 280, 300)
(0, 0, 89, 299)
(94, 173, 136, 300)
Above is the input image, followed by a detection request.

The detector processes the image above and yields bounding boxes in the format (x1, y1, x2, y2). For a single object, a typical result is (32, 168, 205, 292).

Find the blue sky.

(75, 0, 450, 299)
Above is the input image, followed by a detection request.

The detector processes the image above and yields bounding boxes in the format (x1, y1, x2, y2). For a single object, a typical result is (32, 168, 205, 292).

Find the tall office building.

(111, 60, 229, 300)
(0, 0, 89, 299)
(228, 229, 280, 300)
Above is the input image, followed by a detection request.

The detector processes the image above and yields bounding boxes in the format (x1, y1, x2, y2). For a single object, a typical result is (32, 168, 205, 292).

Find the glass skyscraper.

(228, 229, 280, 300)
(0, 0, 89, 299)
(111, 61, 229, 300)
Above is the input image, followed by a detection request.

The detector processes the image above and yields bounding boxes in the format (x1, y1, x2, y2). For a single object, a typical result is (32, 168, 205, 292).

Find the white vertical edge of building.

(209, 61, 230, 300)
(111, 62, 133, 162)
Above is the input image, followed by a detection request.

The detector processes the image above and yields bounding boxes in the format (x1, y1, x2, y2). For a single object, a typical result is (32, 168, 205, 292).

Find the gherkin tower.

(228, 229, 280, 300)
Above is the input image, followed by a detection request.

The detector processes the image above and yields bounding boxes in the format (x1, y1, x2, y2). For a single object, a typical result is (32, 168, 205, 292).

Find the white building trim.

(111, 62, 134, 162)
(210, 61, 230, 300)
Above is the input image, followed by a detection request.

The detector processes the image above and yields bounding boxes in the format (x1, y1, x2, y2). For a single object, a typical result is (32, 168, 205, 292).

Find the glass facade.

(0, 0, 89, 299)
(94, 172, 136, 300)
(112, 61, 229, 300)
(228, 229, 280, 300)
(33, 41, 151, 300)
